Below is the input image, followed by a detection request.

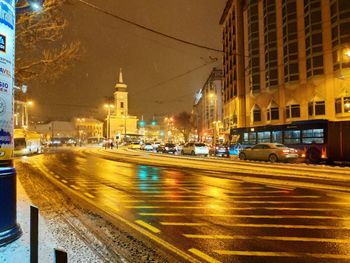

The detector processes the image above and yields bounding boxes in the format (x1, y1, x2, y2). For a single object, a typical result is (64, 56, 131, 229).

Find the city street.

(15, 148, 350, 263)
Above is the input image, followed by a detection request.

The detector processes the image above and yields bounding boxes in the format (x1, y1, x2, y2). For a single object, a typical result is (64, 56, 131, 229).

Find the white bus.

(14, 129, 42, 156)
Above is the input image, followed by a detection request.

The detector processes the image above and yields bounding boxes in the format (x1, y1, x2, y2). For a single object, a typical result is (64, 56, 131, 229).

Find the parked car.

(142, 142, 154, 151)
(176, 143, 185, 152)
(128, 142, 141, 149)
(181, 142, 209, 156)
(152, 142, 161, 150)
(157, 143, 177, 154)
(238, 143, 298, 162)
(209, 144, 230, 157)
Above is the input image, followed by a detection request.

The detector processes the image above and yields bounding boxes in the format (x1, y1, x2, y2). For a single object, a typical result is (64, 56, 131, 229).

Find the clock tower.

(114, 68, 128, 117)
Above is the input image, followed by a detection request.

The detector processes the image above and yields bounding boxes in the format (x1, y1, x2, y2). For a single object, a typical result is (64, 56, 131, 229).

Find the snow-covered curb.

(0, 178, 55, 263)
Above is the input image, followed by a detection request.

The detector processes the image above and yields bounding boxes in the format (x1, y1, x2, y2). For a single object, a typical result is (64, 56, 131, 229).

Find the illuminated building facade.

(220, 0, 350, 131)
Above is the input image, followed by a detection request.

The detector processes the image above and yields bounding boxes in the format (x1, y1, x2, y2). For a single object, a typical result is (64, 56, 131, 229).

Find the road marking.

(139, 213, 346, 219)
(71, 185, 80, 190)
(141, 200, 350, 205)
(132, 194, 320, 199)
(188, 248, 221, 263)
(135, 220, 161, 233)
(54, 175, 60, 179)
(84, 192, 95, 199)
(126, 205, 336, 212)
(184, 234, 350, 243)
(213, 250, 350, 259)
(265, 185, 296, 191)
(160, 222, 209, 226)
(117, 200, 145, 203)
(61, 179, 68, 184)
(49, 171, 55, 175)
(219, 223, 350, 230)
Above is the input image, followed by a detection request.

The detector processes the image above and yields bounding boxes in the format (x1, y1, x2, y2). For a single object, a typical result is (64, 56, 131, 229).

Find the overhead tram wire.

(74, 0, 223, 53)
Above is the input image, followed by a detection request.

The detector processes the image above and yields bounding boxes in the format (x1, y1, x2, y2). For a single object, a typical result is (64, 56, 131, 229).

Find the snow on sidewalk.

(0, 178, 55, 263)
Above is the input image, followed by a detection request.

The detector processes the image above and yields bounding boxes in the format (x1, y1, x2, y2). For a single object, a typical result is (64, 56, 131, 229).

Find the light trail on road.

(16, 148, 350, 263)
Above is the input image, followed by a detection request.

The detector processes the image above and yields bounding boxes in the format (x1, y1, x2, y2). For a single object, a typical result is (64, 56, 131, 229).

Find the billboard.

(0, 0, 15, 163)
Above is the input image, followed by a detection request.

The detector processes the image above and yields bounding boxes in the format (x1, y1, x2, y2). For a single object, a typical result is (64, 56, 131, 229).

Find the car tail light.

(282, 149, 290, 154)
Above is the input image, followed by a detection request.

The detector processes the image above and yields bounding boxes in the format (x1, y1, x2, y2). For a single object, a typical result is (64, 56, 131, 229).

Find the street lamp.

(122, 115, 128, 142)
(104, 104, 114, 139)
(24, 100, 33, 128)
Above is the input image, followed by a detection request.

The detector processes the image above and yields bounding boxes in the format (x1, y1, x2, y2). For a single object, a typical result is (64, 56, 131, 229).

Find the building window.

(335, 98, 342, 113)
(248, 0, 260, 93)
(264, 0, 278, 90)
(286, 104, 300, 118)
(282, 0, 299, 82)
(252, 105, 261, 123)
(308, 100, 326, 116)
(304, 0, 324, 78)
(335, 96, 350, 114)
(267, 101, 279, 121)
(331, 0, 350, 72)
(120, 102, 124, 108)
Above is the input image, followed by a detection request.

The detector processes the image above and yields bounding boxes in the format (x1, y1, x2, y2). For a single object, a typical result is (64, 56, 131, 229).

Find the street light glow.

(31, 2, 42, 11)
(345, 49, 350, 58)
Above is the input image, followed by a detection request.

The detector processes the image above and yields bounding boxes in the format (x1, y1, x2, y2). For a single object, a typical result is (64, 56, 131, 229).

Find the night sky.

(28, 0, 225, 122)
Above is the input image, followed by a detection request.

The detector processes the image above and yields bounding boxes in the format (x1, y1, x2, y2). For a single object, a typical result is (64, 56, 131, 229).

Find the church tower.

(114, 68, 128, 117)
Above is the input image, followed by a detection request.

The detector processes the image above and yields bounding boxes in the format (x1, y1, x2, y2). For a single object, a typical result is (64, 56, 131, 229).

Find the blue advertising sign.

(0, 0, 15, 161)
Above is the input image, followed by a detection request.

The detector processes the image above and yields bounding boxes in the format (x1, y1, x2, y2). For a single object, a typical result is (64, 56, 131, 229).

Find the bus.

(14, 129, 42, 156)
(230, 120, 350, 164)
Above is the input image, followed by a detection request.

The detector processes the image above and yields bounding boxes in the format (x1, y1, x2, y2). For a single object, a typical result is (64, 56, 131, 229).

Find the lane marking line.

(160, 222, 208, 226)
(137, 200, 349, 204)
(213, 250, 350, 259)
(131, 195, 321, 199)
(126, 205, 337, 212)
(219, 223, 350, 230)
(54, 175, 60, 179)
(135, 220, 161, 233)
(71, 185, 80, 190)
(188, 248, 222, 263)
(61, 180, 68, 184)
(184, 234, 350, 243)
(84, 192, 95, 199)
(139, 213, 346, 219)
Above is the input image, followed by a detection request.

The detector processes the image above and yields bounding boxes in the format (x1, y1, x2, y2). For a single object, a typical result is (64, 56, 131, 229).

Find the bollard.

(0, 167, 22, 246)
(55, 249, 68, 263)
(30, 206, 39, 263)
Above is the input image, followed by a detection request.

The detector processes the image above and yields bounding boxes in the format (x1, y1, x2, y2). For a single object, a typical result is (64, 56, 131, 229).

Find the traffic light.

(139, 120, 145, 127)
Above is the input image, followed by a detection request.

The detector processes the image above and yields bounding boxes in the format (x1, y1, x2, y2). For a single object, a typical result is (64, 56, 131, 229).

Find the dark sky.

(29, 0, 226, 121)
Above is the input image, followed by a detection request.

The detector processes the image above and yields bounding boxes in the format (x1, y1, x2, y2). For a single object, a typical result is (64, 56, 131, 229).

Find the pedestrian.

(110, 141, 114, 149)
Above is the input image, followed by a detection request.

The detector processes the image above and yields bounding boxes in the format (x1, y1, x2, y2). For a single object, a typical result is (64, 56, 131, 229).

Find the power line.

(133, 57, 219, 95)
(74, 0, 223, 53)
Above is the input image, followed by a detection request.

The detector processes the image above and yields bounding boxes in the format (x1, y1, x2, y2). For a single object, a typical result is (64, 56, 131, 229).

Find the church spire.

(118, 68, 123, 83)
(115, 68, 127, 90)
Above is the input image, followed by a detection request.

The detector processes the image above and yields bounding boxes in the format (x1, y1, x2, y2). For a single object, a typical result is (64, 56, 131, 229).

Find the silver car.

(181, 142, 209, 156)
(238, 143, 298, 162)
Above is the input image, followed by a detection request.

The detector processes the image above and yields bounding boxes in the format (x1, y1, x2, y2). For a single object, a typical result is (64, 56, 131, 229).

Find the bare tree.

(15, 0, 81, 84)
(174, 111, 192, 142)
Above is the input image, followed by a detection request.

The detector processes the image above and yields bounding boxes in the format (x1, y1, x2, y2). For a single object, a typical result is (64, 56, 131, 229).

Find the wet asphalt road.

(18, 148, 350, 263)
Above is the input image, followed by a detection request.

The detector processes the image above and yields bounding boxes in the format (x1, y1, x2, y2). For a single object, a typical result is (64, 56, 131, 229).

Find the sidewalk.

(0, 178, 55, 263)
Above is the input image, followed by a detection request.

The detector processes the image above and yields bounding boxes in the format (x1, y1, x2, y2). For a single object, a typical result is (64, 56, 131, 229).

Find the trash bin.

(0, 167, 22, 246)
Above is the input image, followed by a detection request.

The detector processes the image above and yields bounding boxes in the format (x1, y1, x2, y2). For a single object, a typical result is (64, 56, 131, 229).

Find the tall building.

(108, 69, 138, 141)
(192, 68, 224, 142)
(220, 0, 350, 132)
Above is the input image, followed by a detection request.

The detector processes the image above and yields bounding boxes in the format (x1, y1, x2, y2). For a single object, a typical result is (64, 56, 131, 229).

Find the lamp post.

(104, 104, 114, 139)
(122, 114, 128, 142)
